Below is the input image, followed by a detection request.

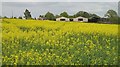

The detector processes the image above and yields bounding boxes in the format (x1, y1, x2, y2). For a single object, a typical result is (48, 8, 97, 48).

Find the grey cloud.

(2, 2, 118, 18)
(2, 0, 119, 2)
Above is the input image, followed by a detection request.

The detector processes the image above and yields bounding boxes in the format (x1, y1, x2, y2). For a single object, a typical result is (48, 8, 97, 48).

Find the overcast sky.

(1, 0, 119, 2)
(1, 1, 119, 18)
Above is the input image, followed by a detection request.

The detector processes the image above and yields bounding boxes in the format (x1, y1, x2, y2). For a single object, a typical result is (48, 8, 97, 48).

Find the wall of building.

(73, 18, 88, 22)
(56, 17, 69, 21)
(56, 17, 88, 22)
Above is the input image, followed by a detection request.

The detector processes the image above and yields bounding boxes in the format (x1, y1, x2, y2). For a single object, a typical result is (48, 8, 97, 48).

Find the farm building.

(56, 17, 69, 21)
(56, 16, 88, 22)
(37, 17, 46, 20)
(37, 17, 44, 20)
(73, 17, 88, 22)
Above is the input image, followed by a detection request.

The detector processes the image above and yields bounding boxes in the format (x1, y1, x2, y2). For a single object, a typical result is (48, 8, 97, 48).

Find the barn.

(37, 17, 47, 20)
(56, 17, 69, 21)
(37, 17, 44, 20)
(73, 17, 88, 22)
(56, 16, 88, 22)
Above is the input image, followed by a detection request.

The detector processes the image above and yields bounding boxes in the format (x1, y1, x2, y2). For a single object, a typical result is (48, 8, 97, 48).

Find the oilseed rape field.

(1, 19, 119, 65)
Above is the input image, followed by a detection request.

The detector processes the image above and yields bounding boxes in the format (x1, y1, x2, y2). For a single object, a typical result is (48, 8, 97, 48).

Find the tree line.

(1, 9, 119, 24)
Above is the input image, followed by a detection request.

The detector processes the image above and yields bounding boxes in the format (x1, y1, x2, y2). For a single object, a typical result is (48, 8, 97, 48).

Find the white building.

(56, 16, 88, 22)
(37, 17, 44, 20)
(56, 17, 69, 21)
(73, 17, 88, 22)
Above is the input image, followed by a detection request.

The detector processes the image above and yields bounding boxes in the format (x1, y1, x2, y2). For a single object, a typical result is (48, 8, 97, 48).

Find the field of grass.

(1, 19, 119, 65)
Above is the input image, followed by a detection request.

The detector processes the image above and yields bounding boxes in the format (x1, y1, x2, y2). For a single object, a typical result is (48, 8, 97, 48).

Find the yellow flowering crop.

(1, 19, 119, 65)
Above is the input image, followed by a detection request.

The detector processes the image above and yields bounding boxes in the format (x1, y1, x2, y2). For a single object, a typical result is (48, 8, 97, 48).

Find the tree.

(34, 17, 36, 20)
(105, 9, 118, 23)
(69, 15, 74, 18)
(88, 14, 101, 22)
(0, 16, 2, 19)
(55, 15, 60, 18)
(3, 16, 8, 19)
(105, 9, 118, 18)
(39, 15, 45, 18)
(60, 12, 69, 17)
(74, 11, 90, 18)
(24, 9, 32, 19)
(118, 1, 120, 17)
(89, 14, 100, 18)
(18, 16, 22, 19)
(45, 12, 55, 20)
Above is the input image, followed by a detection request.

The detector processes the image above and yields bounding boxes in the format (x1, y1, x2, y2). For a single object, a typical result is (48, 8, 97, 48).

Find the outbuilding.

(56, 16, 88, 22)
(37, 17, 47, 20)
(56, 17, 69, 21)
(73, 17, 88, 22)
(37, 17, 44, 20)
